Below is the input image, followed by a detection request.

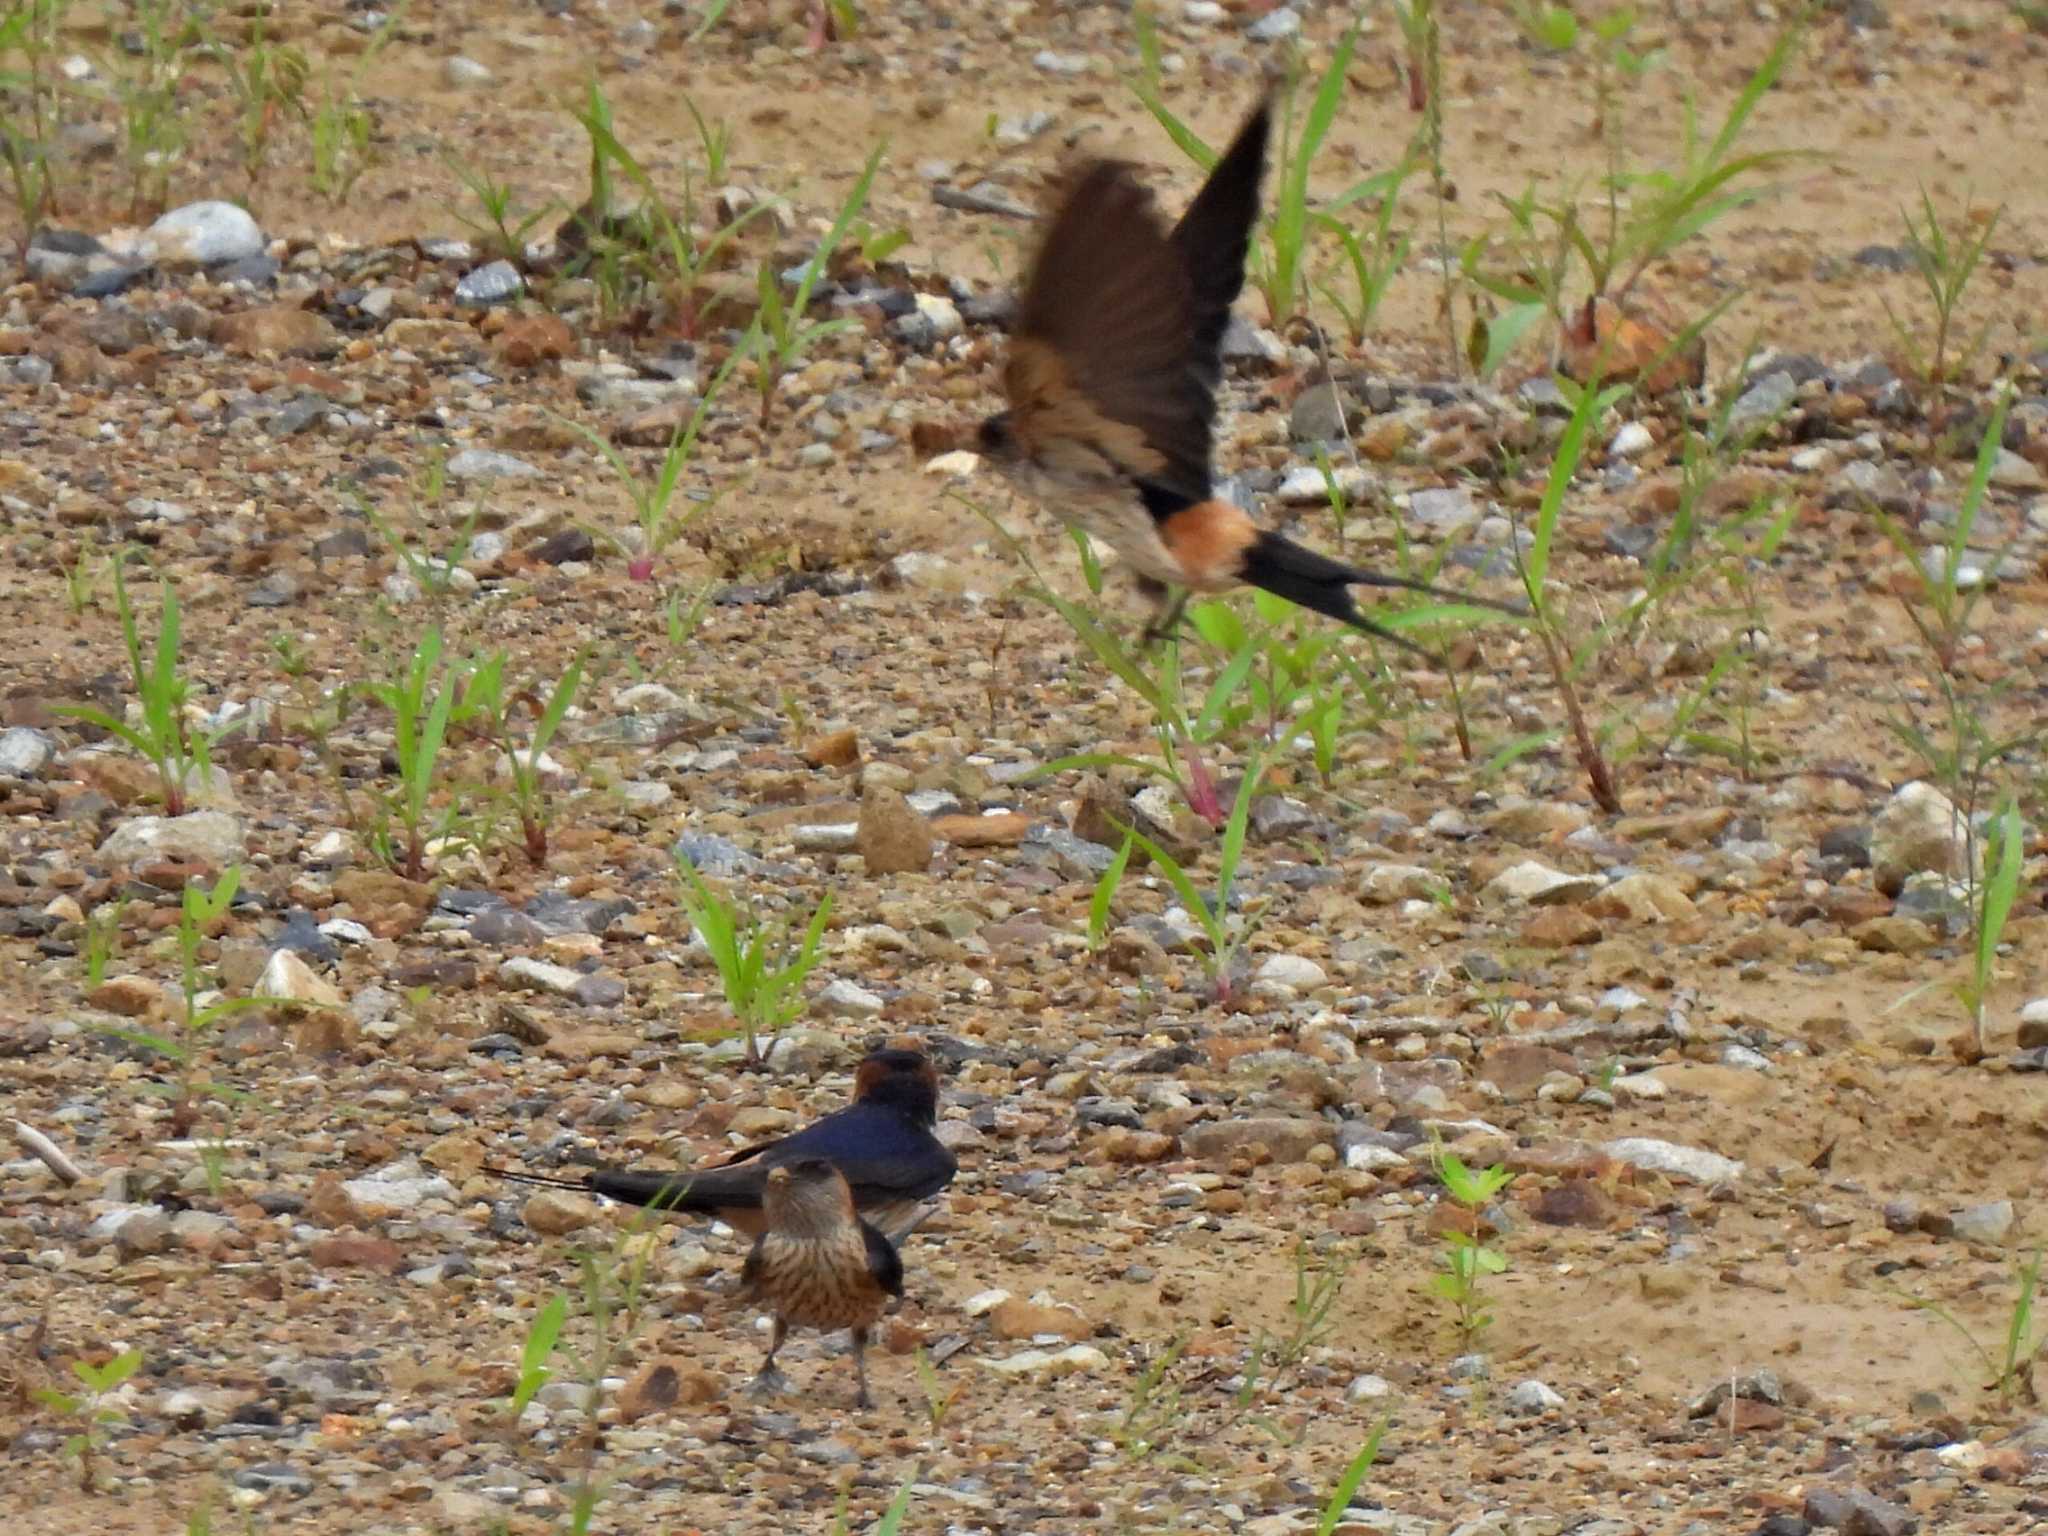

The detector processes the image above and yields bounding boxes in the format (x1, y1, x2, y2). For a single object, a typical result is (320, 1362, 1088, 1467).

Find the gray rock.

(455, 259, 524, 307)
(0, 726, 56, 777)
(672, 831, 761, 877)
(1802, 1485, 1916, 1536)
(443, 55, 491, 87)
(1289, 378, 1349, 443)
(499, 957, 586, 998)
(446, 447, 542, 482)
(98, 810, 246, 867)
(1727, 370, 1798, 437)
(1504, 1378, 1563, 1415)
(2018, 997, 2048, 1050)
(147, 200, 264, 265)
(1246, 5, 1301, 39)
(1826, 458, 1913, 517)
(342, 1159, 457, 1212)
(1871, 781, 1966, 897)
(816, 977, 885, 1018)
(1950, 1199, 2015, 1247)
(1604, 1136, 1744, 1185)
(1254, 954, 1328, 991)
(1483, 861, 1601, 905)
(1407, 486, 1481, 534)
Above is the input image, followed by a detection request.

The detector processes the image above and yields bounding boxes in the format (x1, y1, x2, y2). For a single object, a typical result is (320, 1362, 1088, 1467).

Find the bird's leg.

(746, 1318, 793, 1399)
(1140, 581, 1189, 646)
(851, 1326, 874, 1411)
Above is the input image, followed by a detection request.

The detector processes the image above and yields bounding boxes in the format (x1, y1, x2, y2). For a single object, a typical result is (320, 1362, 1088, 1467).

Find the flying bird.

(738, 1159, 904, 1409)
(976, 93, 1516, 652)
(485, 1046, 956, 1244)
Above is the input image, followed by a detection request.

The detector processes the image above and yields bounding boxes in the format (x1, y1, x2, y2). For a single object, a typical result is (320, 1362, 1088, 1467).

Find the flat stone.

(1183, 1116, 1335, 1165)
(1604, 1136, 1744, 1185)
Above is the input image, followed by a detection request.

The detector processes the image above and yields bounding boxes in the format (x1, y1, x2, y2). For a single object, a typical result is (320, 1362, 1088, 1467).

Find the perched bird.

(738, 1158, 903, 1409)
(976, 93, 1516, 652)
(485, 1046, 956, 1243)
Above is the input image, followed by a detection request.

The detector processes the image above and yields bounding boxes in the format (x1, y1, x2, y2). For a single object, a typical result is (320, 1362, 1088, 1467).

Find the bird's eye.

(977, 414, 1010, 452)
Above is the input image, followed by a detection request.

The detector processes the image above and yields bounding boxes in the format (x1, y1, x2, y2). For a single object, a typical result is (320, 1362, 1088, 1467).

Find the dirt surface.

(6, 2, 2048, 1534)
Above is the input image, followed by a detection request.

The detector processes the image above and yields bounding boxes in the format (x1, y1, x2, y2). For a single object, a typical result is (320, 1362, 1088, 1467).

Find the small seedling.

(913, 1345, 960, 1433)
(832, 1480, 914, 1536)
(1428, 1146, 1514, 1348)
(441, 148, 557, 264)
(564, 348, 742, 582)
(56, 558, 234, 816)
(1086, 833, 1136, 954)
(1118, 750, 1269, 1002)
(203, 18, 309, 190)
(1112, 1331, 1192, 1466)
(1954, 797, 2025, 1058)
(1507, 374, 1629, 811)
(81, 898, 124, 988)
(1314, 1420, 1389, 1536)
(507, 1292, 568, 1418)
(746, 141, 886, 427)
(464, 650, 584, 867)
(674, 858, 833, 1064)
(35, 1347, 142, 1492)
(363, 628, 477, 880)
(1880, 188, 2003, 428)
(1888, 1245, 2048, 1408)
(1871, 387, 2016, 675)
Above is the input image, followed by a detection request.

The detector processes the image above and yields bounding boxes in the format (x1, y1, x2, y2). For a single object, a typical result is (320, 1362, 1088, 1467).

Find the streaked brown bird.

(484, 1047, 955, 1244)
(739, 1158, 904, 1409)
(977, 93, 1515, 652)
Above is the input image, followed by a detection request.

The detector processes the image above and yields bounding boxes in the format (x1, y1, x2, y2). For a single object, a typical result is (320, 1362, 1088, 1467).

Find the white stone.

(147, 201, 263, 265)
(1604, 1136, 1744, 1185)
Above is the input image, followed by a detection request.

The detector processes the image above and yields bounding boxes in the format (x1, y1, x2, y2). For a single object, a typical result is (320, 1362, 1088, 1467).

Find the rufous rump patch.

(1159, 500, 1258, 590)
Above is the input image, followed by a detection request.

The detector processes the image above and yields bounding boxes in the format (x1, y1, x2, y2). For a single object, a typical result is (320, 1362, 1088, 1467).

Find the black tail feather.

(1239, 532, 1522, 657)
(485, 1164, 710, 1213)
(483, 1165, 594, 1191)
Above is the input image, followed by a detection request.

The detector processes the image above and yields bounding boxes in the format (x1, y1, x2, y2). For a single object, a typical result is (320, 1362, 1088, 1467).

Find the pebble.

(99, 810, 247, 867)
(455, 260, 525, 307)
(446, 448, 542, 482)
(1950, 1199, 2014, 1247)
(1604, 1137, 1744, 1185)
(499, 957, 588, 998)
(1254, 954, 1328, 991)
(816, 978, 886, 1018)
(856, 786, 934, 875)
(147, 200, 264, 265)
(1871, 782, 1966, 896)
(0, 726, 56, 777)
(1246, 6, 1302, 40)
(444, 55, 492, 87)
(1505, 1378, 1564, 1415)
(979, 1344, 1109, 1378)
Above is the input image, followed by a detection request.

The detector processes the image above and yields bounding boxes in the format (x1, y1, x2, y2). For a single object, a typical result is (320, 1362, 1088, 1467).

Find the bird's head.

(762, 1158, 855, 1235)
(853, 1047, 943, 1125)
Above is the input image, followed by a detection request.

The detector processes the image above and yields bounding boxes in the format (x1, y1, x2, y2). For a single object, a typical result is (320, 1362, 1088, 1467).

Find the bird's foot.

(745, 1367, 794, 1400)
(853, 1387, 874, 1411)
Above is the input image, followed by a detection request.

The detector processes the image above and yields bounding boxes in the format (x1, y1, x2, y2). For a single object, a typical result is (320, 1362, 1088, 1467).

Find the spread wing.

(1170, 95, 1271, 396)
(1006, 160, 1210, 504)
(1005, 96, 1272, 512)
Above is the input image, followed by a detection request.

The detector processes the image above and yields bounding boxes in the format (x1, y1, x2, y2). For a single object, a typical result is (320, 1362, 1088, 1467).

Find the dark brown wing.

(1007, 160, 1210, 504)
(1169, 95, 1271, 396)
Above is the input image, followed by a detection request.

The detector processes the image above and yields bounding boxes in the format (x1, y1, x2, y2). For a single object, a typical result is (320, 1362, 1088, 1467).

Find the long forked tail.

(484, 1165, 594, 1192)
(1238, 532, 1522, 656)
(486, 1164, 708, 1212)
